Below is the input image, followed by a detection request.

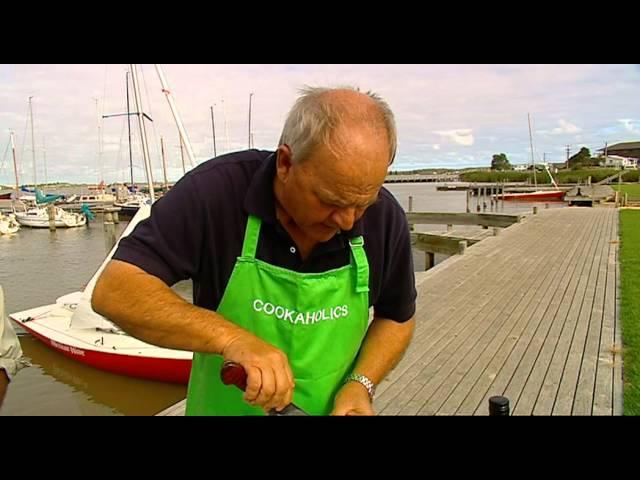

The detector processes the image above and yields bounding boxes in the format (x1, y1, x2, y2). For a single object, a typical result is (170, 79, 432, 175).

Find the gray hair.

(278, 86, 397, 165)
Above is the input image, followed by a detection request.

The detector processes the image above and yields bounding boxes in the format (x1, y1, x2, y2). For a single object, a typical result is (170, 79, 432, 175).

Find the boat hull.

(12, 311, 192, 384)
(496, 190, 566, 201)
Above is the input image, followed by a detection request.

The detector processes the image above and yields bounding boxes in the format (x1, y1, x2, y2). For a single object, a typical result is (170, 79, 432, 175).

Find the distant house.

(600, 154, 638, 169)
(598, 141, 640, 159)
(513, 164, 529, 171)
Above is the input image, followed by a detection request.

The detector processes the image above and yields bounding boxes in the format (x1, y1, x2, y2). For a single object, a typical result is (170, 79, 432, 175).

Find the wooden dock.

(564, 185, 614, 207)
(407, 212, 522, 270)
(157, 207, 621, 416)
(385, 173, 460, 183)
(376, 206, 621, 415)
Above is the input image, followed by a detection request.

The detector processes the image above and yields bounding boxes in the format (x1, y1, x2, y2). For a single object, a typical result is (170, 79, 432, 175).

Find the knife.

(220, 361, 309, 416)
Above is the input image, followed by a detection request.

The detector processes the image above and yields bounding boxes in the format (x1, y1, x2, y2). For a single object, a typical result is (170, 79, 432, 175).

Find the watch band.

(344, 372, 376, 400)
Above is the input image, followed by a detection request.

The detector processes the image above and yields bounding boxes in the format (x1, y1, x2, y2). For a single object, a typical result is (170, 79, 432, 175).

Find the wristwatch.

(344, 372, 376, 400)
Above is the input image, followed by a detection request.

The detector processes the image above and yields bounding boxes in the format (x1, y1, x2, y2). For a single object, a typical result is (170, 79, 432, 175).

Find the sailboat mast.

(154, 64, 196, 168)
(43, 136, 47, 186)
(248, 92, 253, 148)
(527, 113, 537, 189)
(210, 105, 217, 157)
(126, 69, 134, 187)
(28, 96, 37, 190)
(129, 64, 156, 203)
(10, 131, 19, 197)
(179, 136, 186, 175)
(222, 99, 230, 153)
(160, 135, 169, 192)
(93, 97, 101, 185)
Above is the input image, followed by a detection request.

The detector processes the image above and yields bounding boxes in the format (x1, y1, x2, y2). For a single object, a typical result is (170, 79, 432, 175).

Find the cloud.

(618, 118, 640, 135)
(2, 64, 640, 181)
(551, 119, 581, 134)
(433, 129, 474, 146)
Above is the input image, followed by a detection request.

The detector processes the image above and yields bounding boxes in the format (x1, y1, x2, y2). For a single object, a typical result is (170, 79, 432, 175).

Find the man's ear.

(275, 145, 294, 182)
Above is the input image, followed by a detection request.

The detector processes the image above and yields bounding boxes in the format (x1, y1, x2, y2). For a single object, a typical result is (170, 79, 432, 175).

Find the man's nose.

(332, 207, 357, 232)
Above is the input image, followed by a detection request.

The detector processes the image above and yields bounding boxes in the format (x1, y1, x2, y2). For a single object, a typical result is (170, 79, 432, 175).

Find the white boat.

(14, 205, 87, 228)
(0, 212, 20, 235)
(65, 192, 116, 207)
(114, 192, 151, 216)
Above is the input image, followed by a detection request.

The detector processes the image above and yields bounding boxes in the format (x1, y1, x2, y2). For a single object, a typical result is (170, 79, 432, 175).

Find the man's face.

(276, 127, 390, 243)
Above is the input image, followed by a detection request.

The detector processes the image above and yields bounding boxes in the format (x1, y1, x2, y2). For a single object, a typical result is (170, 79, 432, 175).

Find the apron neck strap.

(349, 236, 370, 293)
(241, 215, 262, 258)
(242, 215, 369, 293)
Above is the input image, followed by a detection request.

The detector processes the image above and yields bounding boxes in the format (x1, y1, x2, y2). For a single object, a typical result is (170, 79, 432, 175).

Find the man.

(1, 286, 26, 409)
(92, 86, 416, 415)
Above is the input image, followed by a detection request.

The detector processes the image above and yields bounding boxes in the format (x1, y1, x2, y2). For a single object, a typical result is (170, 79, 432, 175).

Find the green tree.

(491, 153, 512, 171)
(568, 147, 592, 169)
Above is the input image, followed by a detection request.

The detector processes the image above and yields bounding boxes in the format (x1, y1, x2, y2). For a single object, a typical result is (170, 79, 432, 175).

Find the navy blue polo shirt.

(113, 150, 416, 323)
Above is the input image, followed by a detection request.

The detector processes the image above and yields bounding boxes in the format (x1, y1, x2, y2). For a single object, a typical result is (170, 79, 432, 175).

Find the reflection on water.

(3, 336, 186, 416)
(0, 216, 189, 416)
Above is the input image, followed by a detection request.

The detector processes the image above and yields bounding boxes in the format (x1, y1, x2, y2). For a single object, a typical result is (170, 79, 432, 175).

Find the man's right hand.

(221, 333, 295, 413)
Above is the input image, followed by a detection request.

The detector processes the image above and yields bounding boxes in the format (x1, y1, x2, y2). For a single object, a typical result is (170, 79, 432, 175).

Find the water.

(1, 216, 187, 416)
(385, 183, 566, 270)
(0, 183, 565, 415)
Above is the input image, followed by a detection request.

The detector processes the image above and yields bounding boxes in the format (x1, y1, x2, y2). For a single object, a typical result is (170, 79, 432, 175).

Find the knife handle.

(220, 361, 248, 391)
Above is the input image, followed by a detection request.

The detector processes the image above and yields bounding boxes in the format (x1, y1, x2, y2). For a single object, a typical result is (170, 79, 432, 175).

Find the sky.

(1, 64, 639, 185)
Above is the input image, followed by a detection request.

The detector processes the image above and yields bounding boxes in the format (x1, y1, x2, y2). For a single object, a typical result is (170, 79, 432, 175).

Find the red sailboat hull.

(498, 190, 565, 201)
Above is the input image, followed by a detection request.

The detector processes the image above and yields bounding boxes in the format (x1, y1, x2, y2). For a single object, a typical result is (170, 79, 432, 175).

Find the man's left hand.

(331, 381, 374, 416)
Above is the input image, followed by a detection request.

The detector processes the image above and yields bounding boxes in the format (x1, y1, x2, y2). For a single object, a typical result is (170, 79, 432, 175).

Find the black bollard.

(488, 396, 510, 416)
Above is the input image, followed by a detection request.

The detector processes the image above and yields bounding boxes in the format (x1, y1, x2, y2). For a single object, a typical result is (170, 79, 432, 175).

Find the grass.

(620, 210, 640, 415)
(613, 184, 640, 202)
(555, 169, 619, 184)
(459, 168, 621, 184)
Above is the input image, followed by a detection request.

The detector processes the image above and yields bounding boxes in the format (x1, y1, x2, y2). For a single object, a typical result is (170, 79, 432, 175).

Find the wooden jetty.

(407, 212, 522, 270)
(376, 207, 620, 415)
(564, 185, 614, 207)
(385, 173, 460, 183)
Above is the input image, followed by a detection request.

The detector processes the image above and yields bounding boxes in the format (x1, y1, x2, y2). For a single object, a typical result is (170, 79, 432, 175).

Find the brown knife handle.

(220, 361, 248, 391)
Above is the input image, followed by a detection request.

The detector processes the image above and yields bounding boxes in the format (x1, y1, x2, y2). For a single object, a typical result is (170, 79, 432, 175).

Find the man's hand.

(221, 332, 295, 413)
(331, 381, 374, 416)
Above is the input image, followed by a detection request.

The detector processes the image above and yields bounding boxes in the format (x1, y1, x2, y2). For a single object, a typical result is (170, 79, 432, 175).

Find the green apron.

(185, 215, 370, 415)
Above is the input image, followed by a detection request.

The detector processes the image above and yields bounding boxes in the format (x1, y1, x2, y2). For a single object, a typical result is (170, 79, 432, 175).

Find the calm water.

(0, 183, 565, 415)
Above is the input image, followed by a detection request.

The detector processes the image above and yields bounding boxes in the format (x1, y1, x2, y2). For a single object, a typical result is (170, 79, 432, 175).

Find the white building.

(600, 155, 638, 169)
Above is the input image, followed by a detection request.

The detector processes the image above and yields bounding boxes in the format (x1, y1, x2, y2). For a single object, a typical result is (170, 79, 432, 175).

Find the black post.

(488, 396, 510, 416)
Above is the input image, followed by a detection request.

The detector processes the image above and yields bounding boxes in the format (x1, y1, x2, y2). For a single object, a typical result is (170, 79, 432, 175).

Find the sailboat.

(498, 114, 565, 202)
(104, 69, 151, 217)
(9, 64, 196, 384)
(9, 204, 192, 383)
(13, 98, 87, 228)
(0, 132, 21, 234)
